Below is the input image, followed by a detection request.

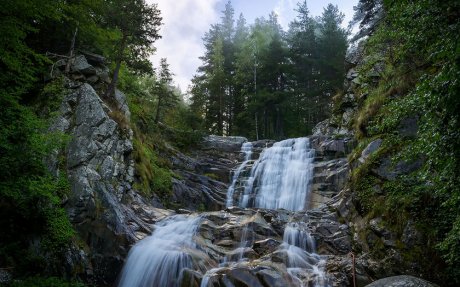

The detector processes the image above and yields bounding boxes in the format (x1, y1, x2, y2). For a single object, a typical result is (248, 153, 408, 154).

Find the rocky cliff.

(47, 55, 172, 284)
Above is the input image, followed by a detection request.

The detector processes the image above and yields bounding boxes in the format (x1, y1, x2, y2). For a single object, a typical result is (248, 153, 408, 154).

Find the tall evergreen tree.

(104, 0, 162, 98)
(155, 58, 177, 124)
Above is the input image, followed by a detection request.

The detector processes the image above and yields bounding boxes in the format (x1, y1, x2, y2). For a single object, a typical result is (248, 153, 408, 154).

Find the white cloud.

(273, 0, 297, 29)
(147, 0, 222, 92)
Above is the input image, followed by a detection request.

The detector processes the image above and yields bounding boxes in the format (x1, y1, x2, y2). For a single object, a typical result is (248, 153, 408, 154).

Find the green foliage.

(0, 93, 74, 276)
(349, 0, 460, 283)
(190, 2, 348, 138)
(10, 277, 85, 287)
(132, 138, 172, 198)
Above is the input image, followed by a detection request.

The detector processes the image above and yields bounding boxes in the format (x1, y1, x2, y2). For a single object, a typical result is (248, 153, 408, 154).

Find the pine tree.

(155, 58, 177, 124)
(104, 0, 162, 98)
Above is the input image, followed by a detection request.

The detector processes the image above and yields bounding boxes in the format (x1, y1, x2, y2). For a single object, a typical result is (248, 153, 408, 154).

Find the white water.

(283, 223, 328, 287)
(226, 142, 253, 207)
(237, 137, 315, 211)
(118, 215, 201, 287)
(118, 137, 328, 287)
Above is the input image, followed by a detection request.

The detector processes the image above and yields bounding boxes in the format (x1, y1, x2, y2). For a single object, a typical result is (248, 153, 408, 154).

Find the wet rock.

(226, 268, 264, 287)
(253, 238, 281, 255)
(365, 275, 437, 287)
(180, 268, 202, 287)
(256, 269, 291, 287)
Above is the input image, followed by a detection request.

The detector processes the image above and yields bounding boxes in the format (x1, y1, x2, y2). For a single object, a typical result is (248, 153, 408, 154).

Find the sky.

(148, 0, 358, 93)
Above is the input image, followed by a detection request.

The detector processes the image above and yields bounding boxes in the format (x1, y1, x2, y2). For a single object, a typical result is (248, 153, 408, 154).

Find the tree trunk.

(155, 91, 162, 124)
(65, 25, 79, 73)
(105, 34, 127, 98)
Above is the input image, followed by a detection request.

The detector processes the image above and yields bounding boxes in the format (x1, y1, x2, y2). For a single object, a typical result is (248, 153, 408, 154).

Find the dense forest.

(0, 0, 459, 286)
(189, 1, 348, 138)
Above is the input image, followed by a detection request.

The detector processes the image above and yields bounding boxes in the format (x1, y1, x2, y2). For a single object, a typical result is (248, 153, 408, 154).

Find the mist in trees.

(189, 0, 348, 139)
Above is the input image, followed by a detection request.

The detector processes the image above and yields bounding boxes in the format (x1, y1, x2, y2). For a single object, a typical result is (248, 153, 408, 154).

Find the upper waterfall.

(226, 141, 253, 207)
(230, 137, 315, 211)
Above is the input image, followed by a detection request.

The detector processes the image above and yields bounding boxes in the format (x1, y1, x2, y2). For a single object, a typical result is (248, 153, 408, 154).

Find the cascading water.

(117, 215, 202, 287)
(118, 136, 333, 287)
(283, 223, 328, 286)
(226, 142, 253, 207)
(237, 137, 315, 211)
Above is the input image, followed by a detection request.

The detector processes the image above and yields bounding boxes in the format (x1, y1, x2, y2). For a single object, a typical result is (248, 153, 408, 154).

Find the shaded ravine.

(117, 137, 337, 287)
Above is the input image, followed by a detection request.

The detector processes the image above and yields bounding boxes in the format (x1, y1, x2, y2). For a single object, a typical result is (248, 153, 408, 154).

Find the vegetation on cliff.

(347, 0, 459, 284)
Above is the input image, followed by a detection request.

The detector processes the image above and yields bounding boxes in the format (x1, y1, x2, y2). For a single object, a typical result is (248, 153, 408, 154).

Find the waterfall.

(118, 215, 202, 287)
(118, 137, 331, 287)
(237, 137, 315, 211)
(283, 223, 328, 287)
(226, 142, 253, 207)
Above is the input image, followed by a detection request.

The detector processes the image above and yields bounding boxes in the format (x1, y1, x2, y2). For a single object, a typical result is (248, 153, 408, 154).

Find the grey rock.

(402, 220, 423, 248)
(114, 89, 131, 119)
(359, 139, 383, 163)
(373, 157, 423, 180)
(256, 269, 291, 287)
(71, 55, 96, 75)
(48, 79, 157, 285)
(365, 275, 437, 287)
(202, 135, 248, 152)
(80, 51, 106, 65)
(96, 65, 110, 83)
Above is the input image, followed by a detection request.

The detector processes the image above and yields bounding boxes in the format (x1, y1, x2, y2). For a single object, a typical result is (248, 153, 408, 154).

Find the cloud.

(273, 0, 297, 29)
(147, 0, 222, 92)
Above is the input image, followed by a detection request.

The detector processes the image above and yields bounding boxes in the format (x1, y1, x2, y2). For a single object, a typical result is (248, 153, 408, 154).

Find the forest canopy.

(189, 1, 348, 139)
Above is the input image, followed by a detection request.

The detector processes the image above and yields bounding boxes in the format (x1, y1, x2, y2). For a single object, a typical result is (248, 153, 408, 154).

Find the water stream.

(117, 215, 202, 287)
(118, 137, 329, 287)
(283, 223, 329, 286)
(226, 142, 253, 207)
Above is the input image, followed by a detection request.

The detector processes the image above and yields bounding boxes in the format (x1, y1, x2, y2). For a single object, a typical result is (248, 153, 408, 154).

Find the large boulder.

(202, 135, 248, 152)
(365, 275, 437, 287)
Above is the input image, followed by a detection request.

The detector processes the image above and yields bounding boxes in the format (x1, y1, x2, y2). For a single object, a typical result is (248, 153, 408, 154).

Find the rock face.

(48, 56, 173, 284)
(165, 135, 251, 211)
(308, 136, 355, 208)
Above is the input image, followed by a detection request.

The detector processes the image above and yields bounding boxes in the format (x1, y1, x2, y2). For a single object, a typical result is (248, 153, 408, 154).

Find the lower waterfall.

(283, 223, 329, 286)
(117, 215, 203, 287)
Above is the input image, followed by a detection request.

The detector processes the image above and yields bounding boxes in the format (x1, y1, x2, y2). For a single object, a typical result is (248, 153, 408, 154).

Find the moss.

(204, 173, 220, 181)
(132, 136, 173, 198)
